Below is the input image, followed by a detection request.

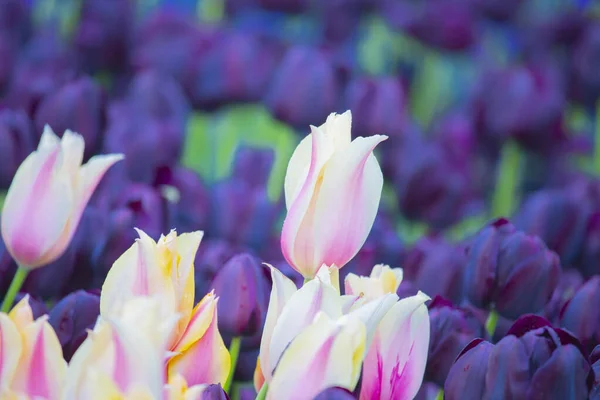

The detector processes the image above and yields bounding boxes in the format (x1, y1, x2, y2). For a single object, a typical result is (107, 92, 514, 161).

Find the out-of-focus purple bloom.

(578, 213, 600, 278)
(560, 276, 600, 354)
(200, 384, 230, 400)
(570, 24, 600, 108)
(313, 387, 357, 399)
(544, 268, 583, 324)
(48, 290, 100, 361)
(474, 0, 525, 21)
(14, 293, 47, 319)
(380, 0, 477, 51)
(74, 0, 134, 72)
(234, 348, 260, 382)
(0, 33, 16, 91)
(236, 385, 256, 400)
(591, 346, 600, 399)
(0, 0, 31, 43)
(431, 112, 478, 168)
(257, 0, 309, 13)
(265, 46, 342, 129)
(188, 30, 281, 108)
(6, 29, 76, 116)
(103, 70, 189, 182)
(34, 76, 105, 159)
(426, 297, 485, 387)
(445, 315, 593, 400)
(343, 76, 409, 139)
(211, 253, 271, 337)
(476, 64, 566, 153)
(194, 239, 239, 301)
(464, 218, 561, 319)
(0, 109, 35, 188)
(397, 280, 419, 299)
(0, 239, 16, 308)
(312, 0, 366, 43)
(154, 166, 210, 233)
(230, 146, 274, 190)
(400, 235, 466, 304)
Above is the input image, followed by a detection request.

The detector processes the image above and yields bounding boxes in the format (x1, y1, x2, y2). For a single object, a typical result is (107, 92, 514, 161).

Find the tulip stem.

(255, 383, 268, 400)
(491, 141, 521, 219)
(1, 265, 29, 313)
(224, 336, 242, 394)
(435, 389, 444, 400)
(485, 309, 499, 338)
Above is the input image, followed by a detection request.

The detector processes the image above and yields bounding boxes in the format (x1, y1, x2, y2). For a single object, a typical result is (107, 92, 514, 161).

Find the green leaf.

(0, 191, 6, 211)
(490, 141, 522, 219)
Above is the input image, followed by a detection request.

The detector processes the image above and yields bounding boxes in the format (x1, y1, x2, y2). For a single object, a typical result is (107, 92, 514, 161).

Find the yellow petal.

(171, 292, 216, 354)
(0, 313, 22, 388)
(8, 296, 34, 330)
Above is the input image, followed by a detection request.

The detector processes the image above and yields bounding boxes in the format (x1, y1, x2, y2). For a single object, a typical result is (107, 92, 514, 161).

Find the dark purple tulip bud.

(195, 240, 239, 301)
(396, 280, 419, 299)
(544, 268, 583, 324)
(571, 24, 600, 110)
(400, 235, 466, 304)
(476, 64, 566, 153)
(313, 387, 356, 399)
(265, 46, 341, 129)
(515, 187, 592, 267)
(426, 297, 485, 386)
(257, 0, 309, 13)
(560, 276, 600, 354)
(343, 76, 409, 139)
(0, 238, 17, 300)
(432, 112, 477, 168)
(34, 76, 105, 159)
(14, 293, 47, 319)
(0, 109, 35, 188)
(446, 315, 593, 400)
(0, 0, 30, 43)
(74, 0, 134, 72)
(474, 0, 525, 21)
(312, 0, 364, 44)
(200, 384, 230, 400)
(22, 243, 77, 299)
(154, 166, 210, 233)
(48, 290, 100, 361)
(234, 348, 260, 382)
(464, 218, 561, 319)
(212, 253, 270, 337)
(188, 31, 281, 108)
(591, 345, 600, 399)
(381, 0, 476, 51)
(231, 146, 274, 190)
(237, 385, 256, 400)
(7, 29, 76, 115)
(0, 33, 16, 91)
(578, 213, 600, 278)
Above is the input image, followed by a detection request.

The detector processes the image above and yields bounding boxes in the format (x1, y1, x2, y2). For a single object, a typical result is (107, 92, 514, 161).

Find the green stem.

(255, 383, 268, 400)
(594, 101, 600, 175)
(224, 336, 242, 394)
(303, 277, 311, 285)
(491, 141, 521, 219)
(485, 309, 499, 338)
(435, 389, 444, 400)
(1, 266, 29, 313)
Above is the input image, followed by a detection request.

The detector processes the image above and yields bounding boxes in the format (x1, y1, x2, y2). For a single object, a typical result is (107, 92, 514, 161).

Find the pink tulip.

(1, 126, 123, 269)
(360, 292, 431, 400)
(281, 111, 387, 279)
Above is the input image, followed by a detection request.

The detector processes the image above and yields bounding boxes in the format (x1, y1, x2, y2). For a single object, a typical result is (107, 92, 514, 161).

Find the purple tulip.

(14, 293, 47, 319)
(560, 276, 600, 353)
(313, 388, 357, 399)
(73, 0, 134, 72)
(343, 76, 409, 139)
(445, 315, 593, 400)
(230, 146, 274, 190)
(211, 253, 271, 337)
(426, 297, 485, 386)
(571, 24, 600, 108)
(0, 0, 30, 42)
(200, 384, 230, 400)
(544, 268, 583, 324)
(591, 345, 600, 399)
(257, 0, 309, 13)
(236, 385, 256, 400)
(0, 32, 16, 91)
(48, 290, 100, 361)
(194, 239, 239, 301)
(0, 109, 35, 188)
(312, 0, 366, 43)
(464, 218, 561, 319)
(187, 30, 281, 108)
(34, 76, 105, 159)
(474, 0, 525, 21)
(577, 213, 600, 278)
(265, 46, 342, 128)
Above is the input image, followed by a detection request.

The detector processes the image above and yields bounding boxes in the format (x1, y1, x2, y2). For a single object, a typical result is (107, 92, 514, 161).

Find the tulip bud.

(194, 239, 239, 301)
(265, 47, 342, 128)
(0, 33, 16, 93)
(425, 296, 485, 387)
(314, 387, 357, 400)
(464, 218, 561, 319)
(544, 268, 583, 324)
(0, 109, 35, 188)
(445, 315, 593, 400)
(48, 289, 100, 361)
(560, 276, 600, 353)
(257, 0, 309, 13)
(212, 253, 271, 337)
(1, 126, 123, 269)
(200, 384, 230, 400)
(577, 212, 600, 278)
(34, 77, 105, 159)
(571, 24, 600, 107)
(281, 111, 387, 279)
(591, 346, 600, 399)
(343, 76, 409, 140)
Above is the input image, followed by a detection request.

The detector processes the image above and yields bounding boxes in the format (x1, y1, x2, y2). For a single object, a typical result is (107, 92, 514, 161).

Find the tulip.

(281, 111, 387, 279)
(359, 292, 430, 400)
(34, 77, 105, 159)
(544, 268, 583, 323)
(445, 315, 593, 400)
(0, 296, 66, 399)
(267, 313, 367, 400)
(258, 0, 309, 13)
(166, 376, 230, 400)
(48, 290, 101, 361)
(560, 276, 600, 353)
(194, 239, 239, 301)
(13, 292, 47, 319)
(313, 387, 357, 400)
(571, 25, 600, 108)
(0, 126, 122, 311)
(577, 212, 600, 278)
(464, 218, 561, 320)
(344, 264, 403, 299)
(425, 296, 485, 387)
(265, 47, 342, 129)
(0, 109, 35, 189)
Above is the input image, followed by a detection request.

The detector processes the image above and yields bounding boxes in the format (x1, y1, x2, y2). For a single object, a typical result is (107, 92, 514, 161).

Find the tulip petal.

(268, 276, 342, 380)
(318, 111, 352, 151)
(360, 292, 430, 400)
(258, 266, 298, 383)
(344, 265, 403, 299)
(8, 296, 34, 330)
(75, 152, 125, 215)
(59, 130, 85, 179)
(346, 293, 398, 348)
(168, 307, 230, 386)
(171, 292, 216, 354)
(0, 314, 22, 388)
